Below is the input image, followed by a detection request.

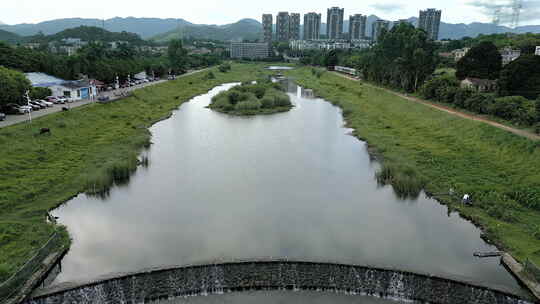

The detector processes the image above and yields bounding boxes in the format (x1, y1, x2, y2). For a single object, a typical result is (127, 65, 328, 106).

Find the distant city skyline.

(2, 0, 540, 26)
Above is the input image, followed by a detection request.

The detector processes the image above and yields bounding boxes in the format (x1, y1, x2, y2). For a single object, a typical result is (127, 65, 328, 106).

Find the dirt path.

(333, 72, 540, 141)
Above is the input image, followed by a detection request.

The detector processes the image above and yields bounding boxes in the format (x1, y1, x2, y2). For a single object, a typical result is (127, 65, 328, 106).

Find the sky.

(1, 0, 540, 26)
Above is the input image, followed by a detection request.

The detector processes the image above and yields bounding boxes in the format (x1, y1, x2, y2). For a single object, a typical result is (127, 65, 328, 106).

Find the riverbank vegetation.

(0, 63, 270, 281)
(285, 66, 540, 265)
(208, 80, 292, 115)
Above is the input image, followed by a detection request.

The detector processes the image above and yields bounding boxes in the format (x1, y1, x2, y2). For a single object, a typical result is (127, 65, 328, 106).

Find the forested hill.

(0, 17, 193, 38)
(0, 29, 20, 43)
(27, 26, 147, 45)
(151, 19, 262, 42)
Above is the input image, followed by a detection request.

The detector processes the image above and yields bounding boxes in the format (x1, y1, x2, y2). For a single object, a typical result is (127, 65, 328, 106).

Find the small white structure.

(535, 46, 540, 56)
(25, 72, 97, 101)
(452, 47, 470, 62)
(500, 47, 521, 65)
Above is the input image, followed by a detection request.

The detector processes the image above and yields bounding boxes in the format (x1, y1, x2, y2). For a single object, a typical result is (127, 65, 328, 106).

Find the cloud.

(369, 3, 405, 13)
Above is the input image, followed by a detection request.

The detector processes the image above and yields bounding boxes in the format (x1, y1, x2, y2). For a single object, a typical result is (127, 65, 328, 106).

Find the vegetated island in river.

(208, 80, 293, 115)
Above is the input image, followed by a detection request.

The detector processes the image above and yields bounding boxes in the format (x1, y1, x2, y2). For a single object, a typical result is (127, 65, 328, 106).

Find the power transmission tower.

(493, 7, 501, 25)
(510, 0, 522, 28)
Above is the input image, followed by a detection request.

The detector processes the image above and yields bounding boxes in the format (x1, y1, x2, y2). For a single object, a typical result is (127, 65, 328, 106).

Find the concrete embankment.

(27, 259, 534, 304)
(501, 253, 540, 302)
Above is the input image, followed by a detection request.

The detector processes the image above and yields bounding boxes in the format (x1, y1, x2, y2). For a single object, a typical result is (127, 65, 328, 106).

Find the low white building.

(25, 72, 97, 101)
(49, 81, 97, 101)
(499, 47, 521, 65)
(535, 46, 540, 56)
(452, 47, 470, 62)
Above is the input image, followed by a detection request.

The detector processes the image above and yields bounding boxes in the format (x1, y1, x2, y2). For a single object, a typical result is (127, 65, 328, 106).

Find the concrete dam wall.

(27, 260, 534, 304)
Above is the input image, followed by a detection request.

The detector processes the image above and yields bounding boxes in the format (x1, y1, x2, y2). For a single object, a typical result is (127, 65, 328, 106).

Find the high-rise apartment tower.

(304, 12, 321, 40)
(418, 8, 442, 40)
(349, 14, 367, 40)
(327, 7, 344, 39)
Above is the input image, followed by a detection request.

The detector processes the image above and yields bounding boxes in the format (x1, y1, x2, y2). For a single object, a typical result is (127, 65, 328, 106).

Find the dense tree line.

(0, 66, 31, 105)
(299, 24, 438, 93)
(439, 33, 540, 54)
(420, 75, 538, 126)
(455, 42, 502, 80)
(0, 38, 223, 84)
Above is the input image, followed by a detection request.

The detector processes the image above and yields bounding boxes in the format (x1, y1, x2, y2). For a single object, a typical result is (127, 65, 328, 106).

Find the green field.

(286, 67, 540, 265)
(0, 63, 271, 281)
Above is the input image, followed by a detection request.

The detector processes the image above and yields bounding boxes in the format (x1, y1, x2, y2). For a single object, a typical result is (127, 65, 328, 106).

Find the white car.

(34, 100, 51, 107)
(57, 96, 69, 103)
(18, 106, 32, 114)
(40, 100, 54, 107)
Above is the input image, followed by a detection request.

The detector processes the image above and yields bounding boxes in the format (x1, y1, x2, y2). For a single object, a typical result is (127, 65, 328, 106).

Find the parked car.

(1, 103, 21, 115)
(57, 96, 69, 103)
(18, 106, 32, 114)
(0, 112, 6, 121)
(46, 96, 60, 104)
(30, 101, 46, 109)
(27, 102, 41, 111)
(39, 99, 54, 107)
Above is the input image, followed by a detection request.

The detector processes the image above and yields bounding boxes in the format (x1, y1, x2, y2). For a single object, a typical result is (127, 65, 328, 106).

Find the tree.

(29, 87, 52, 100)
(498, 55, 540, 99)
(168, 39, 188, 74)
(536, 98, 540, 123)
(324, 50, 339, 68)
(358, 23, 437, 92)
(456, 42, 502, 80)
(0, 66, 31, 106)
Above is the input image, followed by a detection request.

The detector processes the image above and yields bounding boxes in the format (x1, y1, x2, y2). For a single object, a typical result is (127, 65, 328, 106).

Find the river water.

(50, 80, 526, 300)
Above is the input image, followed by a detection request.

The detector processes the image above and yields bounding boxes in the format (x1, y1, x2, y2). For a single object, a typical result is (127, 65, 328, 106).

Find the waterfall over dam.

(27, 259, 534, 304)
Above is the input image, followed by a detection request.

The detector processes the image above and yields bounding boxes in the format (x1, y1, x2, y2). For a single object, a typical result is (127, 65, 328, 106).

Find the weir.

(27, 259, 534, 304)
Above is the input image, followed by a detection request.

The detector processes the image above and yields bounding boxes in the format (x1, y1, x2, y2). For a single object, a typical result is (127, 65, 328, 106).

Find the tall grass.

(376, 164, 426, 199)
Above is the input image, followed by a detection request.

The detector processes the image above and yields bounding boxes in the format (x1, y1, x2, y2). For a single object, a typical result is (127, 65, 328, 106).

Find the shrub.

(274, 94, 292, 107)
(463, 93, 495, 114)
(490, 96, 536, 125)
(203, 71, 215, 80)
(235, 100, 261, 111)
(218, 63, 231, 73)
(261, 97, 275, 108)
(228, 91, 241, 104)
(376, 163, 426, 199)
(453, 88, 475, 108)
(420, 75, 459, 100)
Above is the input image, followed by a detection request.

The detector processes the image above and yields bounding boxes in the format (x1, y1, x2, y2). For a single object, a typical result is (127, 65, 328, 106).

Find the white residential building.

(230, 43, 269, 59)
(499, 47, 521, 65)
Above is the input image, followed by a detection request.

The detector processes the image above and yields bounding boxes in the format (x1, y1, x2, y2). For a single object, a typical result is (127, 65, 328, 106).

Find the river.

(48, 79, 527, 301)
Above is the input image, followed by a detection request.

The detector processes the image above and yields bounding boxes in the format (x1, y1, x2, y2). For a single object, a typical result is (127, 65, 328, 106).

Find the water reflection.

(51, 82, 525, 296)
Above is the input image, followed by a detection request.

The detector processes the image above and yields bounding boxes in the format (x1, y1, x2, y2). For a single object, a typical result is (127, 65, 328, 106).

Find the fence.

(524, 258, 540, 282)
(0, 233, 64, 303)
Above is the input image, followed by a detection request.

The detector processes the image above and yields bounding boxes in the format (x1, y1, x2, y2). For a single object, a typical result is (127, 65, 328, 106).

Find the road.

(333, 72, 540, 141)
(0, 69, 207, 129)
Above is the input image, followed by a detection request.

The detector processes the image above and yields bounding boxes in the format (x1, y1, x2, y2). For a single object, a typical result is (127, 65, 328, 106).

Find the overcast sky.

(2, 0, 539, 26)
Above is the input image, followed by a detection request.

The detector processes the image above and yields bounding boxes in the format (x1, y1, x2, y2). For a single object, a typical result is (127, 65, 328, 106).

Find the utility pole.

(24, 90, 32, 123)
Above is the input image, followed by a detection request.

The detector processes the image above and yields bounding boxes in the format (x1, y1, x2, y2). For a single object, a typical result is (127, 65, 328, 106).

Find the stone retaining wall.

(27, 260, 534, 304)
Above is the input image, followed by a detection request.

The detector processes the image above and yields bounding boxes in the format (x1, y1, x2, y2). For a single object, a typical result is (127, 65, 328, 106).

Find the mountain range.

(1, 16, 540, 42)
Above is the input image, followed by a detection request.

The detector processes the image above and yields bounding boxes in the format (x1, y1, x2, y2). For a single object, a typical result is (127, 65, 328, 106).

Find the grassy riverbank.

(0, 63, 270, 281)
(286, 67, 540, 265)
